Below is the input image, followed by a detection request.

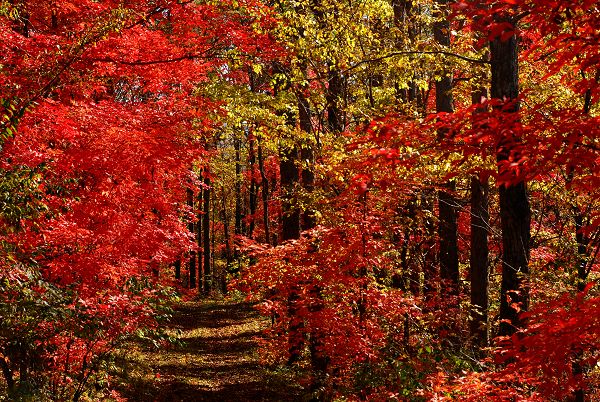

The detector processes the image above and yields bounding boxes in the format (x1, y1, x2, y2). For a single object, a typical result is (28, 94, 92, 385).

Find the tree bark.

(187, 188, 196, 289)
(257, 137, 271, 244)
(202, 174, 211, 294)
(280, 145, 300, 241)
(299, 92, 316, 231)
(422, 192, 437, 301)
(326, 66, 344, 134)
(490, 16, 530, 337)
(221, 186, 231, 294)
(470, 174, 490, 345)
(197, 177, 203, 290)
(280, 105, 301, 242)
(234, 136, 244, 237)
(434, 0, 459, 300)
(248, 132, 258, 239)
(174, 258, 181, 280)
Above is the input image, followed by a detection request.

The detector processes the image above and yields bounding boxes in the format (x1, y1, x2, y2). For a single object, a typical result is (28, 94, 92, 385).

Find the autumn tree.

(0, 0, 279, 398)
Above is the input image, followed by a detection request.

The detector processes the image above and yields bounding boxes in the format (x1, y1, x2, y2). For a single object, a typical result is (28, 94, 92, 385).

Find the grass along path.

(116, 299, 305, 401)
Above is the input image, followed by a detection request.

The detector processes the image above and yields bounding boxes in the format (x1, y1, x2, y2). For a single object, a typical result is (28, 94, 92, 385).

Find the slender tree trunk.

(197, 178, 203, 290)
(434, 0, 459, 300)
(257, 137, 271, 244)
(490, 16, 530, 337)
(280, 141, 300, 241)
(22, 12, 30, 38)
(174, 258, 181, 280)
(211, 189, 217, 291)
(234, 136, 244, 237)
(572, 204, 587, 402)
(469, 22, 491, 346)
(248, 132, 258, 239)
(51, 8, 58, 30)
(187, 188, 196, 289)
(326, 66, 344, 133)
(202, 174, 211, 294)
(280, 141, 302, 362)
(299, 93, 316, 231)
(221, 186, 231, 294)
(470, 174, 490, 345)
(422, 192, 437, 301)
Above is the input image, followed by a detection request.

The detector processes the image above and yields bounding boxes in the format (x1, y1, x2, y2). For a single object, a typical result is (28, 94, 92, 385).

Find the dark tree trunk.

(187, 188, 196, 289)
(51, 9, 58, 30)
(497, 182, 530, 336)
(422, 192, 437, 301)
(470, 175, 490, 345)
(257, 137, 271, 244)
(469, 25, 491, 347)
(298, 93, 316, 231)
(174, 258, 181, 280)
(197, 178, 203, 290)
(211, 190, 217, 291)
(280, 146, 300, 241)
(490, 18, 530, 336)
(280, 105, 301, 242)
(202, 174, 211, 294)
(221, 186, 232, 294)
(248, 133, 258, 239)
(434, 0, 459, 299)
(438, 185, 459, 294)
(22, 12, 30, 38)
(234, 136, 244, 236)
(326, 66, 344, 133)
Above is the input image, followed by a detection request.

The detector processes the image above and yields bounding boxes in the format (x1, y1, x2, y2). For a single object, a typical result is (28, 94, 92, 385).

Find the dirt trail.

(118, 299, 305, 402)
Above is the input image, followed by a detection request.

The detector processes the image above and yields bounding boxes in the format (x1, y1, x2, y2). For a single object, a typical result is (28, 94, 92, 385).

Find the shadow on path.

(117, 300, 305, 402)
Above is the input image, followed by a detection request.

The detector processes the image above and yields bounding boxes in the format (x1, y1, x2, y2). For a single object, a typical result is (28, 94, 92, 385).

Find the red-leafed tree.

(232, 0, 600, 400)
(0, 0, 280, 399)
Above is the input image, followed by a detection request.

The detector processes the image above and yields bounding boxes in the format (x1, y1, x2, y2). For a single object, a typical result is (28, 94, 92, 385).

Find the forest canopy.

(1, 0, 599, 400)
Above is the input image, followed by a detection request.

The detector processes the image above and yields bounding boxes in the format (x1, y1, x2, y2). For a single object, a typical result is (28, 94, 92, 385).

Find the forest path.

(117, 298, 305, 401)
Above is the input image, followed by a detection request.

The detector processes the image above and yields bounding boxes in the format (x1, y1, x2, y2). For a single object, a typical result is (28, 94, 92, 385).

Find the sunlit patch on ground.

(115, 299, 306, 401)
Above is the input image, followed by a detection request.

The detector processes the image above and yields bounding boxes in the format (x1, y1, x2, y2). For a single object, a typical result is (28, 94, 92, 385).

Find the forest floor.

(115, 298, 306, 402)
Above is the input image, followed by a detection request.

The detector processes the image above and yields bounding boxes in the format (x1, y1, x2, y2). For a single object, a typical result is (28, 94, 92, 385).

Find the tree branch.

(343, 50, 489, 74)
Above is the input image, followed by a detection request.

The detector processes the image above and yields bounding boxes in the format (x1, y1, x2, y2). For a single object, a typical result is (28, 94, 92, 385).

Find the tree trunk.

(248, 132, 258, 239)
(299, 93, 316, 231)
(202, 174, 211, 294)
(174, 258, 181, 280)
(257, 137, 271, 244)
(196, 177, 206, 291)
(490, 17, 530, 336)
(422, 192, 437, 303)
(326, 66, 344, 133)
(187, 188, 196, 289)
(470, 174, 490, 345)
(221, 186, 231, 294)
(434, 0, 459, 299)
(280, 108, 301, 243)
(234, 136, 244, 237)
(211, 189, 217, 292)
(438, 184, 459, 295)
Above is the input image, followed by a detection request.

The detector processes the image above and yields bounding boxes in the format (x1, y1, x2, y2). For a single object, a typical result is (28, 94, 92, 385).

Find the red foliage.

(0, 0, 280, 397)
